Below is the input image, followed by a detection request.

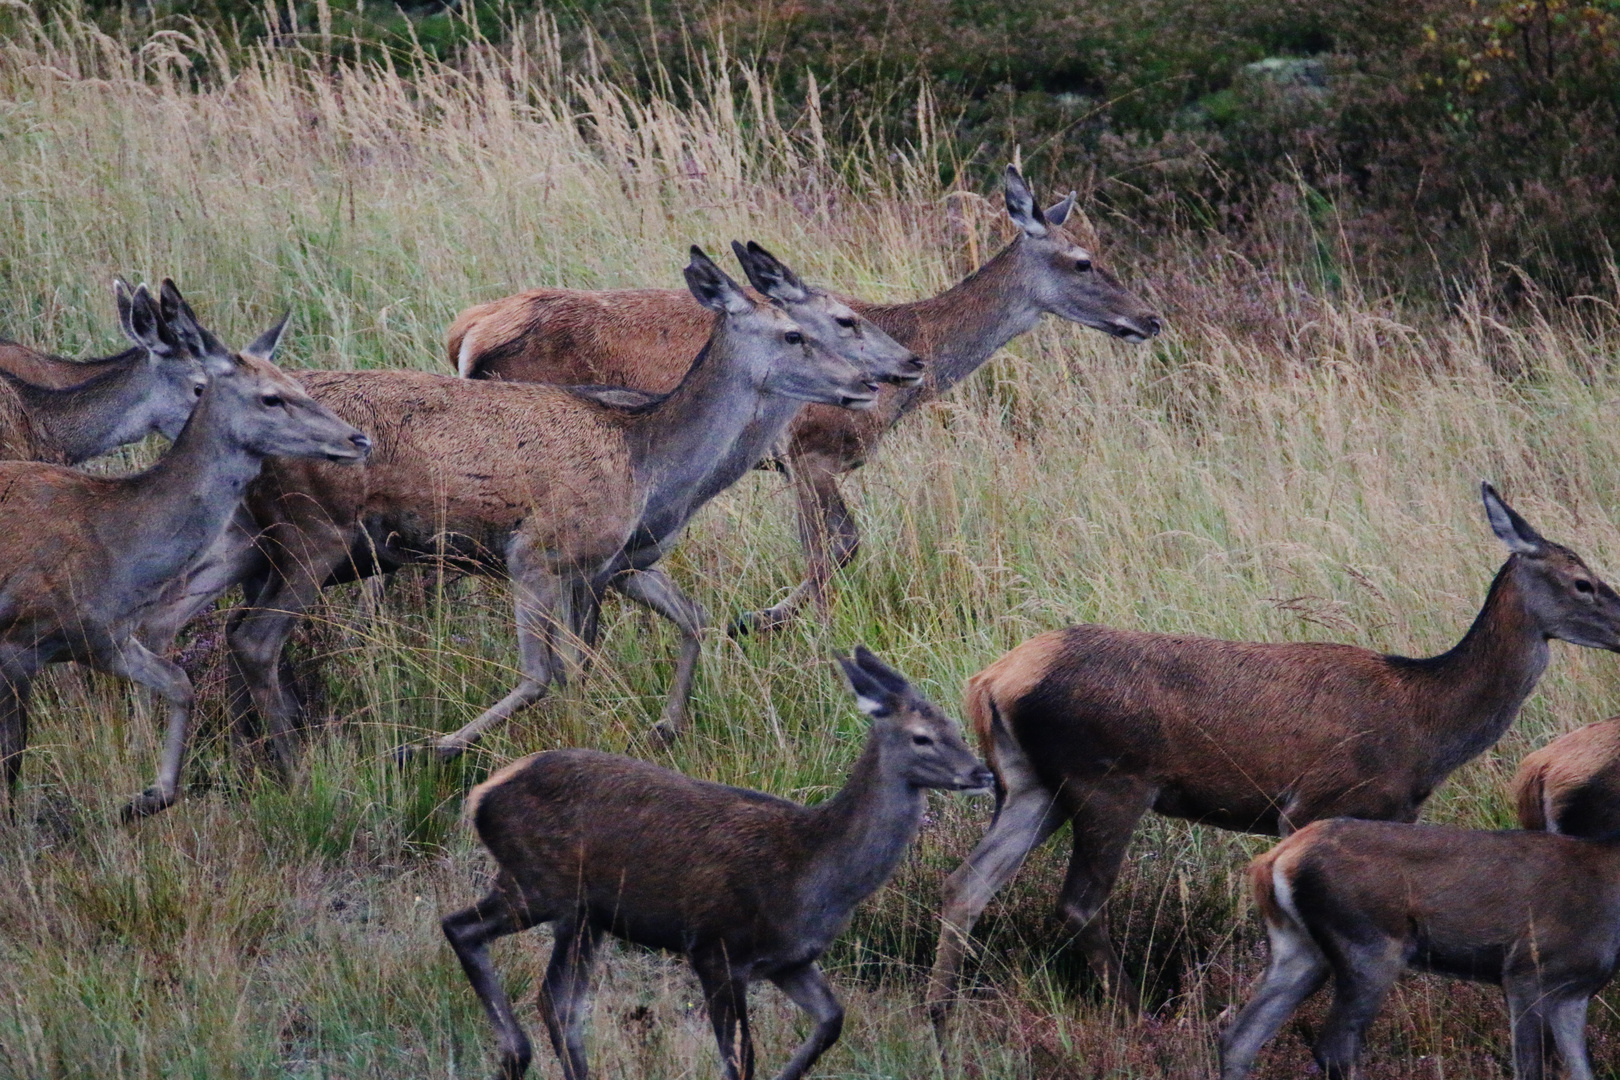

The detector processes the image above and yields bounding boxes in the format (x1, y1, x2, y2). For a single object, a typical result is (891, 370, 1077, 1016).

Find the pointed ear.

(242, 312, 291, 363)
(853, 644, 913, 696)
(113, 277, 136, 339)
(684, 246, 753, 315)
(157, 279, 223, 359)
(1482, 482, 1548, 556)
(121, 283, 185, 359)
(732, 240, 810, 304)
(1044, 190, 1077, 227)
(1005, 165, 1049, 238)
(838, 654, 897, 718)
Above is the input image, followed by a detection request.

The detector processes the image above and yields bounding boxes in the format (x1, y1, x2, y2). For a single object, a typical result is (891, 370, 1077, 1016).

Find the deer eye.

(784, 331, 804, 345)
(912, 734, 934, 747)
(261, 394, 284, 407)
(1074, 258, 1093, 273)
(836, 317, 858, 330)
(1575, 579, 1595, 595)
(193, 385, 205, 397)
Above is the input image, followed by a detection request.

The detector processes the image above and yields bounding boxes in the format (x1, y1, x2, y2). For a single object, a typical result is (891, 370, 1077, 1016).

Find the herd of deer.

(7, 166, 1620, 1078)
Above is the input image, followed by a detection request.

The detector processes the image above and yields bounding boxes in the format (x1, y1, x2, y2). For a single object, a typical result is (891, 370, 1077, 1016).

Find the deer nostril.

(350, 433, 372, 450)
(1144, 316, 1163, 336)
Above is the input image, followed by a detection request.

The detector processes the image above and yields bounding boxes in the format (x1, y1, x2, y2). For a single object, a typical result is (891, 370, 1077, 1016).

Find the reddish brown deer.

(0, 280, 207, 463)
(1221, 817, 1620, 1080)
(926, 484, 1620, 1029)
(0, 282, 370, 819)
(443, 646, 995, 1080)
(1514, 717, 1620, 839)
(0, 284, 178, 390)
(225, 246, 911, 768)
(450, 166, 1160, 633)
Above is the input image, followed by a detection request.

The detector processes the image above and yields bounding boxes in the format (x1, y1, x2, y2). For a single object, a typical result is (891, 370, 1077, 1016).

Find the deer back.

(1514, 717, 1620, 838)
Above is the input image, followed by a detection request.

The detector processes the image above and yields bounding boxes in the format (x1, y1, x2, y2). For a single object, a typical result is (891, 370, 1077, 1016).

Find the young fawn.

(928, 484, 1620, 1027)
(443, 646, 994, 1080)
(0, 283, 369, 819)
(1221, 817, 1620, 1080)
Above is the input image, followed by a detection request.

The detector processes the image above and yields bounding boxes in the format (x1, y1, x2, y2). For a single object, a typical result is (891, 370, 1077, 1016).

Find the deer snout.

(326, 430, 373, 462)
(888, 353, 927, 386)
(1112, 314, 1161, 343)
(958, 764, 997, 794)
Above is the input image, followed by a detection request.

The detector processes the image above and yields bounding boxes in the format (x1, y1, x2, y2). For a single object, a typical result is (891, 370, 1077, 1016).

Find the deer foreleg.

(611, 567, 707, 742)
(693, 952, 755, 1080)
(442, 889, 542, 1080)
(225, 558, 332, 777)
(730, 455, 854, 637)
(95, 636, 196, 820)
(431, 568, 564, 760)
(766, 963, 843, 1080)
(0, 655, 37, 816)
(1055, 777, 1156, 1011)
(1542, 992, 1593, 1080)
(1310, 935, 1408, 1080)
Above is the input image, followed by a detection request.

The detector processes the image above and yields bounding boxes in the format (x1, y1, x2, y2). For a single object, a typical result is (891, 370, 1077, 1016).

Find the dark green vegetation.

(41, 0, 1620, 298)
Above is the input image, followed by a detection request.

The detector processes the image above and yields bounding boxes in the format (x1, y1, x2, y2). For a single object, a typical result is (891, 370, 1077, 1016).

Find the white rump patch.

(456, 335, 479, 378)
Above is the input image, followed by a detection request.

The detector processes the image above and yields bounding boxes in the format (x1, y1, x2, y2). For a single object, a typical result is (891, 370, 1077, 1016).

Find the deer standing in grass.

(0, 283, 370, 819)
(225, 246, 916, 767)
(1221, 817, 1620, 1080)
(926, 484, 1620, 1030)
(450, 166, 1160, 633)
(443, 646, 995, 1080)
(1514, 717, 1620, 839)
(0, 280, 207, 463)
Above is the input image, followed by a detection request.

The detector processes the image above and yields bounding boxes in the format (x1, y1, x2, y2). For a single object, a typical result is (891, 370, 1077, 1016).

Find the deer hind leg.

(431, 567, 566, 760)
(928, 769, 1067, 1041)
(731, 455, 854, 637)
(766, 963, 844, 1080)
(1219, 906, 1330, 1080)
(442, 887, 543, 1080)
(90, 635, 197, 820)
(1503, 974, 1585, 1080)
(611, 567, 707, 742)
(1310, 935, 1409, 1080)
(1054, 777, 1157, 1010)
(538, 917, 602, 1080)
(693, 950, 755, 1080)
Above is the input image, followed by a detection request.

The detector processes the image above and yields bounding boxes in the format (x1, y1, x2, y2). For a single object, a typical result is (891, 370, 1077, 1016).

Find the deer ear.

(242, 312, 291, 363)
(1044, 190, 1077, 226)
(732, 240, 810, 304)
(685, 246, 753, 315)
(839, 650, 900, 718)
(121, 283, 185, 359)
(1482, 482, 1548, 556)
(113, 277, 136, 339)
(1005, 165, 1049, 238)
(158, 280, 233, 375)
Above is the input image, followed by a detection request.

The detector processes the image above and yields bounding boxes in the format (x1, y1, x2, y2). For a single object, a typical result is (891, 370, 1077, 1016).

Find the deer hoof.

(727, 606, 793, 638)
(120, 787, 176, 822)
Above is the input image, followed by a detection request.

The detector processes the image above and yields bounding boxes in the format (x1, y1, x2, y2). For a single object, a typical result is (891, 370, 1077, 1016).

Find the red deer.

(449, 166, 1160, 634)
(442, 646, 995, 1080)
(0, 280, 207, 463)
(926, 484, 1620, 1027)
(0, 282, 370, 819)
(1221, 817, 1620, 1080)
(1514, 717, 1620, 839)
(224, 246, 914, 769)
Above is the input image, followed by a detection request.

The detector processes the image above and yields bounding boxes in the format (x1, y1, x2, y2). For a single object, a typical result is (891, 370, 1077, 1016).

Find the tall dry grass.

(5, 7, 1620, 1078)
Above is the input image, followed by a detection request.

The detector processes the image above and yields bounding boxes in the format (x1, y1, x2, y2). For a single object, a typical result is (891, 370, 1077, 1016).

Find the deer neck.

(625, 328, 794, 542)
(864, 240, 1043, 412)
(1408, 561, 1550, 779)
(110, 390, 265, 591)
(796, 736, 926, 937)
(3, 364, 146, 464)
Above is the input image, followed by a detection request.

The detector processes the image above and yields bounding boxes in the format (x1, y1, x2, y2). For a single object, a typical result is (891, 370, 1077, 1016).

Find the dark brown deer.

(0, 280, 207, 463)
(443, 646, 995, 1080)
(926, 484, 1620, 1028)
(1514, 717, 1620, 839)
(225, 246, 912, 768)
(0, 283, 370, 819)
(1221, 817, 1620, 1080)
(450, 166, 1160, 633)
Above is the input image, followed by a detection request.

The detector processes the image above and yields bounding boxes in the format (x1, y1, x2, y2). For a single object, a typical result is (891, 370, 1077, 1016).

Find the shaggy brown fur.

(1223, 818, 1620, 1079)
(927, 484, 1620, 1028)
